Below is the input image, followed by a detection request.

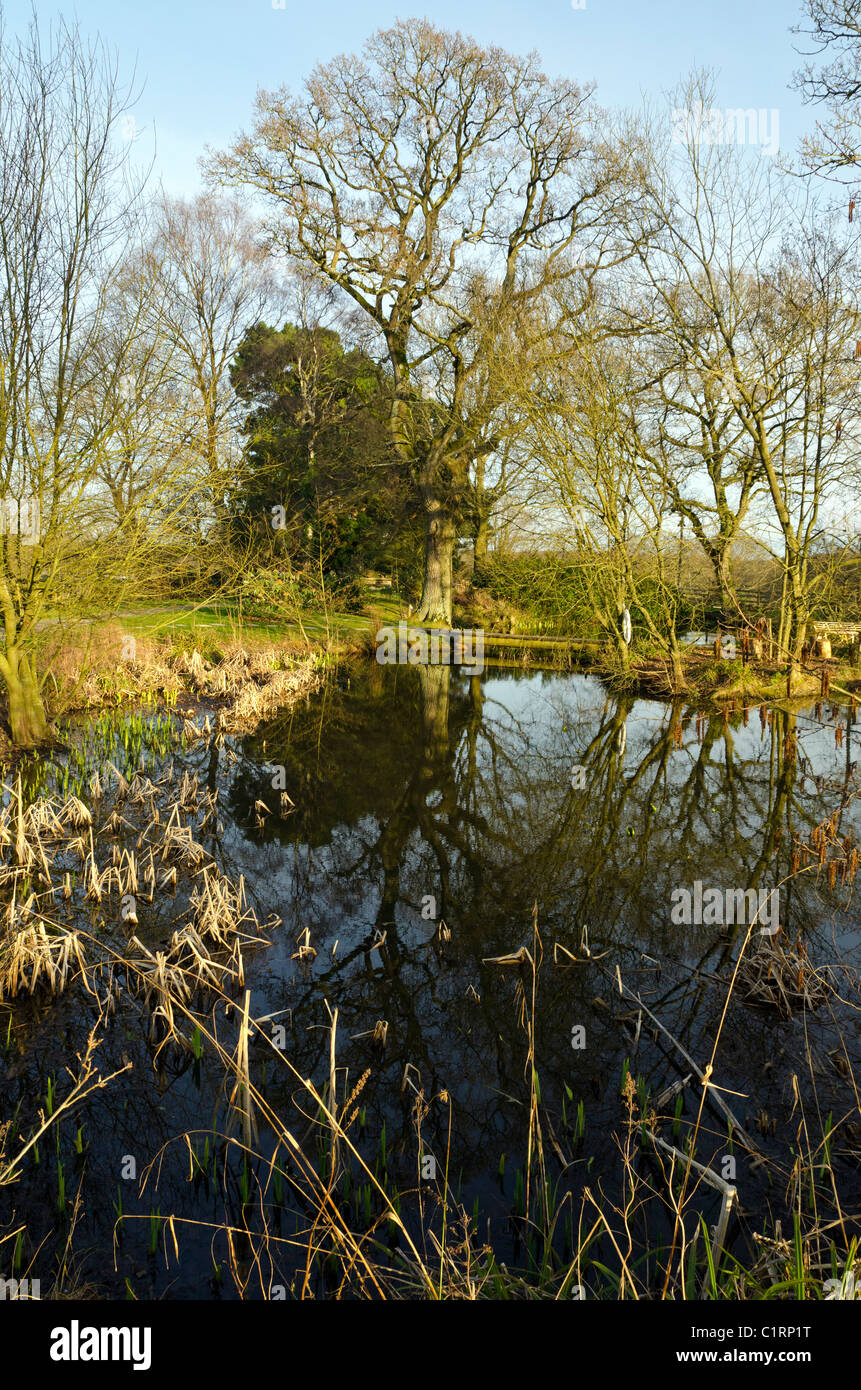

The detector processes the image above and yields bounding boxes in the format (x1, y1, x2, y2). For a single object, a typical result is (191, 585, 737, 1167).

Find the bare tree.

(0, 12, 150, 744)
(207, 19, 640, 624)
(145, 193, 279, 533)
(618, 77, 861, 659)
(532, 326, 692, 688)
(792, 0, 861, 176)
(84, 251, 187, 528)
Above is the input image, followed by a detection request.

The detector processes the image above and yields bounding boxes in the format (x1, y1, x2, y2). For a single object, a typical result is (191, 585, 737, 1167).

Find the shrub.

(238, 568, 298, 620)
(237, 566, 369, 620)
(329, 577, 367, 614)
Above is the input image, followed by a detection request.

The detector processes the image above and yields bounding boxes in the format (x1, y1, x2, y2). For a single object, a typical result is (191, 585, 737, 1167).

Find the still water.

(3, 662, 860, 1296)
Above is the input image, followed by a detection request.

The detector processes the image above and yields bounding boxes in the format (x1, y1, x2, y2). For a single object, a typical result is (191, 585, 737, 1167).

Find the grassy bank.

(115, 589, 405, 652)
(7, 587, 861, 757)
(7, 591, 402, 753)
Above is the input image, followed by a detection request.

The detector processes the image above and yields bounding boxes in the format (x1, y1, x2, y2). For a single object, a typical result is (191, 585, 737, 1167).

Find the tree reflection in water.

(3, 662, 859, 1294)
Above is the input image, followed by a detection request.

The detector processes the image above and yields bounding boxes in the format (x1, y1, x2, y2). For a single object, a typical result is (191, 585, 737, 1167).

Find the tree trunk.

(419, 662, 451, 768)
(713, 547, 736, 627)
(786, 567, 809, 665)
(791, 605, 809, 665)
(413, 498, 456, 626)
(3, 649, 50, 747)
(472, 453, 489, 573)
(607, 625, 631, 670)
(668, 635, 687, 694)
(473, 514, 489, 570)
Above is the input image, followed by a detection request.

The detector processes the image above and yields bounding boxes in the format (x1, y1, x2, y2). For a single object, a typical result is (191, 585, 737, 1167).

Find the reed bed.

(217, 664, 323, 734)
(2, 687, 859, 1299)
(35, 901, 848, 1300)
(3, 885, 860, 1298)
(46, 631, 322, 729)
(735, 937, 835, 1015)
(0, 738, 281, 1016)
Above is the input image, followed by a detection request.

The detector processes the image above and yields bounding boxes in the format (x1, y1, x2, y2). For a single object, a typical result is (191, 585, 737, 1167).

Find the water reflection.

(3, 663, 860, 1295)
(232, 664, 861, 1238)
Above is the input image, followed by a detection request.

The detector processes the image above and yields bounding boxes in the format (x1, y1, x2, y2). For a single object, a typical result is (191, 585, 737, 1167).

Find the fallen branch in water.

(599, 967, 762, 1156)
(647, 1133, 737, 1294)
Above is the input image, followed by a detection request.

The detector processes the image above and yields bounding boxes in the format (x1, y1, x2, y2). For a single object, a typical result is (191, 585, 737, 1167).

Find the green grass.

(113, 588, 405, 651)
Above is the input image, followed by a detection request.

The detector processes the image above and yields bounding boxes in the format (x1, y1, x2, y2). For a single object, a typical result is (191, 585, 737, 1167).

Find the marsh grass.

(81, 905, 861, 1297)
(3, 828, 859, 1298)
(2, 697, 860, 1298)
(3, 913, 859, 1298)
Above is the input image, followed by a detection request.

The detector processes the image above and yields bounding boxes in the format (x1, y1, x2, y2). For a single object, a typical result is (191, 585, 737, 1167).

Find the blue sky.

(3, 0, 821, 193)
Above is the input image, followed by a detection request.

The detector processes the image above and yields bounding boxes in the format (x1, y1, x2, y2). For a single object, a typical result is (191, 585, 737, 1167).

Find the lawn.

(112, 588, 406, 652)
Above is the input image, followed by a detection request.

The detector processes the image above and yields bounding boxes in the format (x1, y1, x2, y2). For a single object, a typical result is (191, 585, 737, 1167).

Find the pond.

(2, 662, 860, 1298)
